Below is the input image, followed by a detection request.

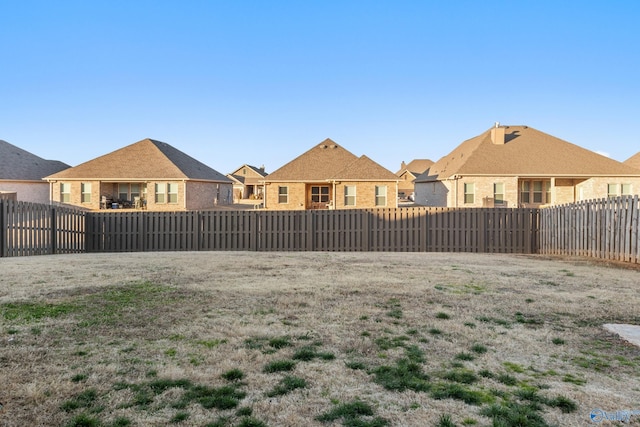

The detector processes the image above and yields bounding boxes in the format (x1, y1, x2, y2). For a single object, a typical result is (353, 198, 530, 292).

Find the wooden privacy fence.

(84, 207, 539, 253)
(1, 200, 540, 256)
(0, 200, 86, 257)
(539, 196, 640, 263)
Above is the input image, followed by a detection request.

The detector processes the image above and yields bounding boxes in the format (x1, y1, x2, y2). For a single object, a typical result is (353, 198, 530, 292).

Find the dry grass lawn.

(1, 252, 639, 427)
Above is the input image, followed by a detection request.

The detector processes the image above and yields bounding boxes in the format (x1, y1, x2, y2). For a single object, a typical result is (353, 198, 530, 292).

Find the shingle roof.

(416, 125, 640, 182)
(0, 140, 69, 181)
(227, 164, 268, 184)
(45, 139, 231, 182)
(265, 139, 397, 181)
(624, 152, 640, 171)
(395, 159, 433, 176)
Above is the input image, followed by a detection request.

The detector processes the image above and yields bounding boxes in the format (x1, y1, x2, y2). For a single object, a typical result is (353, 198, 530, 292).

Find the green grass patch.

(197, 339, 227, 349)
(237, 418, 268, 427)
(436, 414, 456, 427)
(263, 359, 296, 373)
(375, 335, 410, 350)
(266, 375, 307, 397)
(480, 401, 550, 427)
(372, 358, 431, 392)
(442, 369, 478, 384)
(1, 301, 77, 322)
(222, 368, 245, 382)
(435, 312, 451, 319)
(431, 382, 493, 405)
(170, 411, 190, 423)
(316, 400, 389, 426)
(470, 344, 487, 354)
(503, 361, 526, 373)
(496, 373, 518, 386)
(61, 389, 99, 412)
(454, 352, 475, 361)
(64, 413, 102, 427)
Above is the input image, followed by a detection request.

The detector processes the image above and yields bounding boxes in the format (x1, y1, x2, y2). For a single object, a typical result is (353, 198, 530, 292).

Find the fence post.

(0, 200, 5, 257)
(50, 206, 57, 255)
(84, 212, 93, 252)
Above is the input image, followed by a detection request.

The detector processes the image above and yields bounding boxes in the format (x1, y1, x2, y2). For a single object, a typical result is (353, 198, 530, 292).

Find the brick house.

(396, 159, 433, 200)
(414, 124, 640, 207)
(227, 164, 267, 201)
(45, 138, 233, 211)
(262, 139, 399, 210)
(0, 139, 69, 204)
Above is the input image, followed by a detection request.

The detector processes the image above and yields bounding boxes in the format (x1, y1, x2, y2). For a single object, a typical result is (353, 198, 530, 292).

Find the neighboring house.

(262, 139, 399, 210)
(227, 164, 268, 201)
(414, 124, 640, 208)
(0, 139, 69, 204)
(45, 138, 233, 211)
(396, 159, 433, 200)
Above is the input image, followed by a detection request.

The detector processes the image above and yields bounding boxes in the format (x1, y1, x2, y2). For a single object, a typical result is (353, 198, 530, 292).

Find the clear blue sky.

(2, 0, 639, 174)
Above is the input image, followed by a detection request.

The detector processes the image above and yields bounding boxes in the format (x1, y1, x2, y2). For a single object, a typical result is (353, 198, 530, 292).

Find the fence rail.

(538, 196, 640, 263)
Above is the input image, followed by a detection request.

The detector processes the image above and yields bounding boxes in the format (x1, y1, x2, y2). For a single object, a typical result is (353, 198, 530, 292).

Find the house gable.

(265, 139, 359, 181)
(395, 159, 433, 176)
(228, 164, 268, 184)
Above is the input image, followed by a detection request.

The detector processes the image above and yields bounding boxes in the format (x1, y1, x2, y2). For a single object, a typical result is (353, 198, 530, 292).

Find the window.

(60, 183, 70, 203)
(278, 186, 288, 204)
(131, 183, 141, 200)
(520, 179, 551, 204)
(375, 186, 387, 206)
(81, 183, 91, 203)
(464, 183, 474, 204)
(608, 183, 632, 199)
(493, 183, 504, 205)
(344, 186, 356, 206)
(545, 181, 551, 204)
(520, 181, 530, 203)
(533, 181, 543, 203)
(118, 183, 128, 200)
(168, 183, 178, 203)
(155, 183, 166, 203)
(311, 186, 330, 203)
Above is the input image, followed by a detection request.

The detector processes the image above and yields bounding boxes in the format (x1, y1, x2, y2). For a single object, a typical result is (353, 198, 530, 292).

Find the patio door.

(308, 185, 330, 209)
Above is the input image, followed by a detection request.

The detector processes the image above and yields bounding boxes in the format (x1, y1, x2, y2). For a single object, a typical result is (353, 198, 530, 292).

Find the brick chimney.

(490, 122, 505, 145)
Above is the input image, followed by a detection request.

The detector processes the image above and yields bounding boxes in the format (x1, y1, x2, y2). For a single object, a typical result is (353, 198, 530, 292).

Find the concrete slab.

(603, 324, 640, 348)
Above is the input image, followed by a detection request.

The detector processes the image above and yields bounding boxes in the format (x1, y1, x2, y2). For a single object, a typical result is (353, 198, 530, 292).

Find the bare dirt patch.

(1, 252, 639, 426)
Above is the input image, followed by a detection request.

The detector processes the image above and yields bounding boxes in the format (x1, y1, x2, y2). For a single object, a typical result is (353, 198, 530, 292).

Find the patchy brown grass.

(1, 252, 639, 426)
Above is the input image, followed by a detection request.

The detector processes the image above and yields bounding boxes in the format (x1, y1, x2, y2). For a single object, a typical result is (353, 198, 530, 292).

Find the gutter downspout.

(332, 180, 337, 209)
(454, 176, 459, 208)
(183, 180, 187, 210)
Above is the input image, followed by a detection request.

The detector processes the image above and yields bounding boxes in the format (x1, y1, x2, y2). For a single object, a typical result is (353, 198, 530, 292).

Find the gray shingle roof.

(45, 139, 231, 182)
(0, 140, 69, 181)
